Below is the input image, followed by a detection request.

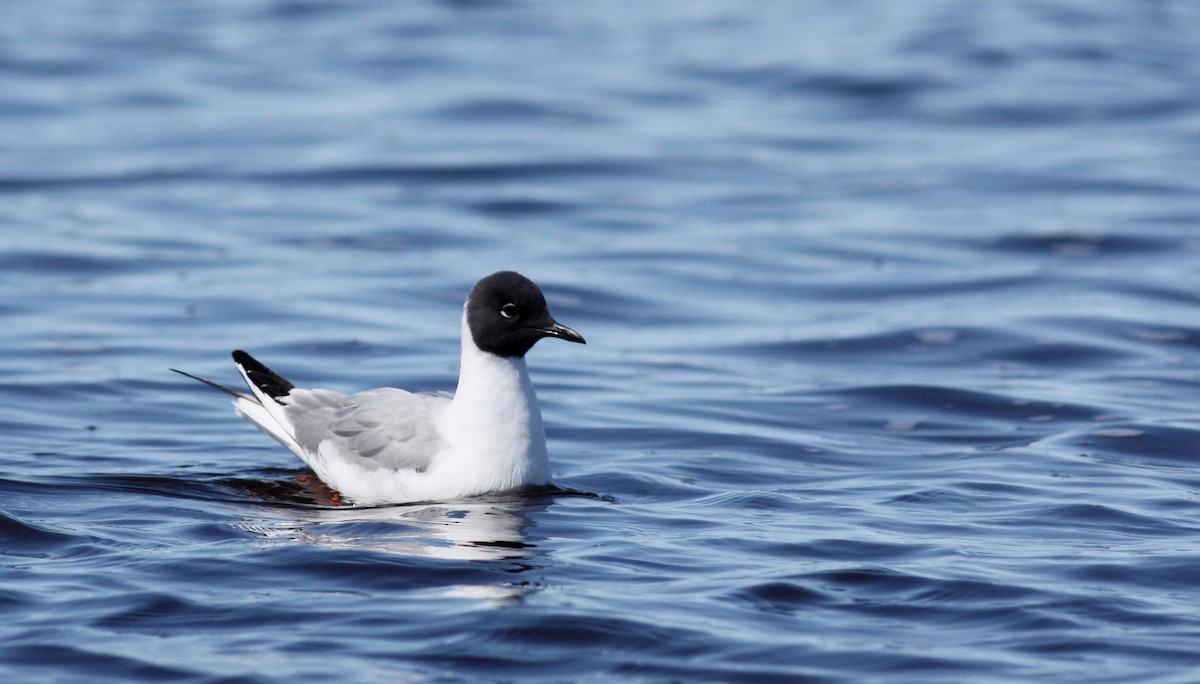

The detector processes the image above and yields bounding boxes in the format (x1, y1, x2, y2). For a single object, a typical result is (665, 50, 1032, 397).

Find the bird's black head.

(465, 271, 586, 357)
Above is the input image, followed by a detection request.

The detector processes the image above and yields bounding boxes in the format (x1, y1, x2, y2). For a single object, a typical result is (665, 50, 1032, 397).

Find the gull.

(175, 271, 585, 505)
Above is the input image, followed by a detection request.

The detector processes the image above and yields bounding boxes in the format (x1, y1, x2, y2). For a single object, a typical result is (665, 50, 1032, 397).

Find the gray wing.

(282, 387, 451, 472)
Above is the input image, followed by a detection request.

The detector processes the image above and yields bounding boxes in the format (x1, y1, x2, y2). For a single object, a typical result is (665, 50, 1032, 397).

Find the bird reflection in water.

(234, 473, 553, 594)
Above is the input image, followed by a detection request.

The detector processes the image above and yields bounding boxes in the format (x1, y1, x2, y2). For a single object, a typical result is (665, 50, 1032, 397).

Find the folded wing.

(227, 351, 450, 474)
(283, 387, 449, 473)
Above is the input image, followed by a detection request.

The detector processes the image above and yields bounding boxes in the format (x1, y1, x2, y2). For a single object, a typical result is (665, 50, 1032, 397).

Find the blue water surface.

(3, 1, 1200, 681)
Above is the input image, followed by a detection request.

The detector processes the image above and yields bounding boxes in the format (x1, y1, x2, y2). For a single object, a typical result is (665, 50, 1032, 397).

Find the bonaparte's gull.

(175, 271, 585, 505)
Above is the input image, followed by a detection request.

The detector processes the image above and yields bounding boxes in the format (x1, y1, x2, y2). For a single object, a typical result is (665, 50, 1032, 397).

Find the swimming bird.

(174, 271, 585, 505)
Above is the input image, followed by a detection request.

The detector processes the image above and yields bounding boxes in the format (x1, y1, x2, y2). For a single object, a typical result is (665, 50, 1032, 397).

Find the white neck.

(438, 312, 550, 491)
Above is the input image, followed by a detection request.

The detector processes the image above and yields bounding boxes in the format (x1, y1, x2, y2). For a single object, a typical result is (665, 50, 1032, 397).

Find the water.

(3, 1, 1200, 681)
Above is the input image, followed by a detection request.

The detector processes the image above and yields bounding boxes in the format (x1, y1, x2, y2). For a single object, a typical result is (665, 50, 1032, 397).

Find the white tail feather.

(233, 397, 310, 465)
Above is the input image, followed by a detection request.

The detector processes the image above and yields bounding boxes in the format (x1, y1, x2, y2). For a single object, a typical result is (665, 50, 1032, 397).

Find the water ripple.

(3, 1, 1200, 682)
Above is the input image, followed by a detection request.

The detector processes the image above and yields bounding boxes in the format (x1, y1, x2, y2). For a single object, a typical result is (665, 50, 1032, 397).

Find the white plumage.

(176, 271, 585, 505)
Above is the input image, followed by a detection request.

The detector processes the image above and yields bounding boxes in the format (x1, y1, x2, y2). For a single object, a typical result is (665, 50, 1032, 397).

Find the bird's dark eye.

(500, 303, 519, 319)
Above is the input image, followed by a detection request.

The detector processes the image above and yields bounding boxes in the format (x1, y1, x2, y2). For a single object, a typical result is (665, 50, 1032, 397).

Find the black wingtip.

(232, 350, 295, 399)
